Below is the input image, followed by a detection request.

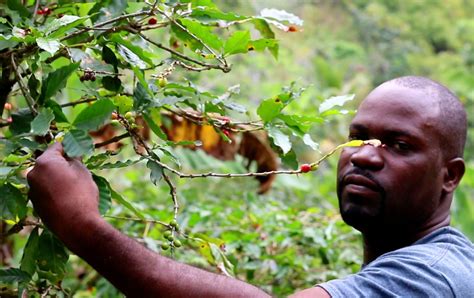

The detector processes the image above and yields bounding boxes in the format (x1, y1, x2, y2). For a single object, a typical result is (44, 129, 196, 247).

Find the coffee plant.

(0, 1, 362, 296)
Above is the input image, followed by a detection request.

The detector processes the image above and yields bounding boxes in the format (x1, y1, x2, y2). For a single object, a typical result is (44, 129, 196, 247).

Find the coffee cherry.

(173, 240, 182, 248)
(111, 112, 118, 120)
(161, 243, 170, 250)
(7, 117, 12, 123)
(37, 9, 44, 15)
(90, 74, 96, 82)
(169, 219, 178, 227)
(4, 103, 12, 110)
(222, 129, 231, 137)
(300, 164, 312, 173)
(158, 77, 167, 88)
(148, 17, 157, 25)
(124, 111, 134, 121)
(163, 230, 172, 238)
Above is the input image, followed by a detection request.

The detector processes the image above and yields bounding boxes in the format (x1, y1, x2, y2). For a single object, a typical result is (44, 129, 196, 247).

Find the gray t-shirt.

(319, 227, 474, 297)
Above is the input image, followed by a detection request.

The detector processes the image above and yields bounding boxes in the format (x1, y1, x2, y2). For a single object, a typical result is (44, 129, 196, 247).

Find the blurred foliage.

(1, 0, 472, 297)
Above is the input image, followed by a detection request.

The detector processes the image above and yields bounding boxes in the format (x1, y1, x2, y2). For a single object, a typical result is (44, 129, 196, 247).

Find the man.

(28, 76, 473, 297)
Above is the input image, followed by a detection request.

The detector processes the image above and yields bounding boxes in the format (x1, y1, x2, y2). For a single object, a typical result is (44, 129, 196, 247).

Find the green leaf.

(267, 126, 291, 155)
(303, 134, 319, 151)
(93, 175, 111, 215)
(133, 82, 153, 111)
(0, 268, 31, 284)
(30, 108, 54, 136)
(0, 139, 16, 159)
(147, 160, 163, 185)
(257, 98, 284, 122)
(102, 76, 122, 92)
(45, 100, 69, 123)
(179, 19, 223, 51)
(36, 38, 62, 55)
(224, 30, 250, 56)
(73, 99, 115, 131)
(90, 0, 128, 24)
(20, 227, 40, 276)
(110, 35, 154, 67)
(6, 0, 30, 19)
(0, 183, 27, 220)
(45, 15, 86, 38)
(102, 45, 118, 67)
(38, 63, 80, 105)
(190, 6, 247, 22)
(97, 159, 143, 170)
(143, 110, 168, 140)
(319, 94, 355, 114)
(252, 18, 275, 39)
(112, 95, 134, 114)
(9, 109, 35, 135)
(116, 44, 147, 69)
(63, 129, 94, 157)
(36, 230, 69, 281)
(110, 188, 145, 219)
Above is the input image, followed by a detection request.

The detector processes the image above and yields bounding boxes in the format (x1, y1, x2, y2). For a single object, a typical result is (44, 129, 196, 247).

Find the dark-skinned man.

(27, 76, 473, 297)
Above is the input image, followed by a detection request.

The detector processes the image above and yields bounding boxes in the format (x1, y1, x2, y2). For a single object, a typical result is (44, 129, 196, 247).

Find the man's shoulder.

(319, 227, 474, 298)
(381, 226, 473, 268)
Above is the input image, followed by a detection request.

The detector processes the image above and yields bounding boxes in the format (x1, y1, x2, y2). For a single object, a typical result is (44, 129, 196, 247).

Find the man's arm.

(27, 143, 269, 297)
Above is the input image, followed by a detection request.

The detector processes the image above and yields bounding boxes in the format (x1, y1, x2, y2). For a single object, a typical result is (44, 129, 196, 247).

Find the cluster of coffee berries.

(161, 220, 182, 250)
(80, 70, 96, 82)
(37, 7, 52, 16)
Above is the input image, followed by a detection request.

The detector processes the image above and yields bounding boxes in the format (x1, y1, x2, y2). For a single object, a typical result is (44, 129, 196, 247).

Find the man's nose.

(350, 144, 384, 170)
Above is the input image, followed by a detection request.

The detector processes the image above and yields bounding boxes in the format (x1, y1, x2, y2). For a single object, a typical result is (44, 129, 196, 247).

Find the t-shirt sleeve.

(318, 254, 454, 298)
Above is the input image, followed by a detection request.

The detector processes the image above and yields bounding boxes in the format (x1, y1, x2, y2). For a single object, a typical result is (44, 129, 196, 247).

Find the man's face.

(337, 83, 446, 233)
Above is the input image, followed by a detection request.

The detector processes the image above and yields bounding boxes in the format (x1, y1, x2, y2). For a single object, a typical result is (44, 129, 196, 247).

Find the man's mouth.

(342, 174, 382, 197)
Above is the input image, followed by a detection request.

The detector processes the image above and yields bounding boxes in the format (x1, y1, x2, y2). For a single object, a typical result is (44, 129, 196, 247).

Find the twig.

(60, 97, 97, 107)
(155, 7, 228, 68)
(104, 215, 170, 228)
(174, 60, 212, 72)
(135, 30, 230, 73)
(61, 11, 152, 41)
(10, 54, 37, 115)
(94, 132, 130, 148)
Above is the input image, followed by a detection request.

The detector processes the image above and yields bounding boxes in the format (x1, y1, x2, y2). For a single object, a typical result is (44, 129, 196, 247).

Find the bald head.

(373, 76, 467, 159)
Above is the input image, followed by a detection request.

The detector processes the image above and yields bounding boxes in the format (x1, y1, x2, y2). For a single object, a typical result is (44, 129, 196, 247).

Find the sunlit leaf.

(267, 126, 291, 154)
(257, 98, 284, 122)
(73, 99, 115, 131)
(319, 94, 355, 114)
(260, 8, 303, 26)
(36, 38, 61, 55)
(180, 19, 223, 51)
(224, 30, 250, 56)
(45, 15, 86, 38)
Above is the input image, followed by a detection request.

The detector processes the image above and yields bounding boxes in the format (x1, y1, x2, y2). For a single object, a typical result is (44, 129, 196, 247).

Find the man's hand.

(27, 142, 101, 240)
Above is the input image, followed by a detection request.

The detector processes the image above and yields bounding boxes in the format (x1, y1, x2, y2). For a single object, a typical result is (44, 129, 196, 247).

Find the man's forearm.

(63, 216, 269, 297)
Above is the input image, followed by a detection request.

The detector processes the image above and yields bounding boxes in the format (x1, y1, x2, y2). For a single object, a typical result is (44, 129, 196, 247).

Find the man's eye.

(392, 141, 411, 151)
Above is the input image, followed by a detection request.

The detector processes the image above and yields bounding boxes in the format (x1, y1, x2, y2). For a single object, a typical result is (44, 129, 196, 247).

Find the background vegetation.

(1, 0, 472, 297)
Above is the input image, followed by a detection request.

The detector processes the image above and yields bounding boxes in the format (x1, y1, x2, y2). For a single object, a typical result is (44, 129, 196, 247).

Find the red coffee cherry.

(148, 18, 157, 25)
(300, 164, 311, 173)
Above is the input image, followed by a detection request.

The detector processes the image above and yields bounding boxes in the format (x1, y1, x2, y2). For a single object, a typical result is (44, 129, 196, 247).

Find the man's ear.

(443, 157, 465, 193)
